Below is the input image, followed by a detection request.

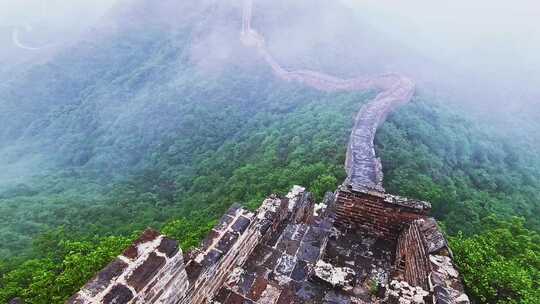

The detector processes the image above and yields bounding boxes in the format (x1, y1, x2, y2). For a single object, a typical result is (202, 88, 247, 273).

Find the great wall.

(66, 1, 470, 303)
(240, 0, 415, 192)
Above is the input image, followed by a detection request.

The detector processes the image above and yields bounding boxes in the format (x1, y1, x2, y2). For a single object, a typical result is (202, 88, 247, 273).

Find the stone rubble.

(385, 280, 430, 304)
(313, 260, 356, 289)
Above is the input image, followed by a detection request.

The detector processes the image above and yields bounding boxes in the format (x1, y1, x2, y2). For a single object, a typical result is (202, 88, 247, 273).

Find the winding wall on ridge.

(241, 0, 415, 191)
(66, 2, 470, 304)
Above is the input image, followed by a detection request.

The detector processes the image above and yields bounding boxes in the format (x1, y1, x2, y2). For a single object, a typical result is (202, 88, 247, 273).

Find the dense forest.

(378, 98, 540, 235)
(2, 89, 539, 303)
(377, 98, 540, 303)
(1, 1, 539, 303)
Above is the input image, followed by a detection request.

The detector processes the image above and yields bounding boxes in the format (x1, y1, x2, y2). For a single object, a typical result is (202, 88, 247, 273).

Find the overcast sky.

(2, 0, 538, 64)
(0, 0, 116, 27)
(338, 0, 540, 112)
(341, 0, 540, 68)
(0, 0, 118, 60)
(1, 0, 538, 108)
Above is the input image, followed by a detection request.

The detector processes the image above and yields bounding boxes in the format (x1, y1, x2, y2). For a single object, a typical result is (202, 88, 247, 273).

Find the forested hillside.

(377, 99, 540, 303)
(0, 5, 372, 300)
(378, 98, 540, 235)
(1, 1, 539, 303)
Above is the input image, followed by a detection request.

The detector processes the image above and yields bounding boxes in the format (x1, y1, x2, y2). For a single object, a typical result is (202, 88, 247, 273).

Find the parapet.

(67, 230, 188, 304)
(68, 186, 468, 304)
(333, 185, 431, 241)
(334, 185, 468, 304)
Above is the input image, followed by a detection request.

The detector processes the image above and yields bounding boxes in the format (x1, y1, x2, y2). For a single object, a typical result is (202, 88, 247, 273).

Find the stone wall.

(331, 185, 470, 303)
(395, 220, 432, 290)
(68, 186, 469, 304)
(333, 185, 431, 240)
(67, 230, 188, 304)
(391, 218, 469, 304)
(180, 196, 290, 304)
(66, 188, 310, 304)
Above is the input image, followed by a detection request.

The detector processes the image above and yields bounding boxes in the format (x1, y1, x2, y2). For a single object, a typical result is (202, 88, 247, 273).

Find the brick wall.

(67, 186, 469, 304)
(333, 186, 430, 240)
(67, 230, 188, 304)
(66, 187, 311, 304)
(395, 221, 431, 290)
(180, 196, 289, 304)
(391, 218, 470, 303)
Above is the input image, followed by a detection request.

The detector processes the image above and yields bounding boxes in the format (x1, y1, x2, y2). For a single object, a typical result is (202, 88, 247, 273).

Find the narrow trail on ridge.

(240, 0, 415, 191)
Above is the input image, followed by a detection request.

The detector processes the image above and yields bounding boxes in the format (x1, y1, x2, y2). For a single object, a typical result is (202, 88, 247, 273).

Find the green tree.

(162, 218, 217, 250)
(0, 235, 131, 304)
(311, 174, 338, 201)
(450, 216, 540, 304)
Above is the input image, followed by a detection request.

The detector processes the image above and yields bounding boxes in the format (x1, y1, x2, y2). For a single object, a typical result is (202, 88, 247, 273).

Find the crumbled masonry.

(68, 186, 468, 304)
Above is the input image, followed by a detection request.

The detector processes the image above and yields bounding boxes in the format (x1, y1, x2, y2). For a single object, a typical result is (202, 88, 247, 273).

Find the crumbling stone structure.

(68, 3, 468, 299)
(333, 185, 469, 304)
(67, 62, 468, 303)
(68, 230, 188, 304)
(333, 185, 431, 240)
(69, 184, 468, 304)
(67, 59, 468, 304)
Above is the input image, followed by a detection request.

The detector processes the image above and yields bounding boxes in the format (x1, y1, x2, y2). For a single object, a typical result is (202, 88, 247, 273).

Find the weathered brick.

(123, 229, 161, 260)
(157, 237, 179, 258)
(102, 284, 134, 304)
(83, 258, 128, 296)
(127, 252, 166, 291)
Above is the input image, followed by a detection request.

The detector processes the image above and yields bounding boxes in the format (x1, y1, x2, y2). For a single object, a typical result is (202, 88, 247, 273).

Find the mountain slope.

(0, 1, 539, 303)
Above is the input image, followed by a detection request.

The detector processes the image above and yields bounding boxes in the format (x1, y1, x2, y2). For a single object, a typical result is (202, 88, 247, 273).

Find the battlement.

(334, 185, 431, 240)
(68, 186, 468, 304)
(67, 230, 187, 304)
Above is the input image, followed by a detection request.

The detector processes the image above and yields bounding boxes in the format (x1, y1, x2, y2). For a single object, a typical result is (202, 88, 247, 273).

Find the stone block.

(123, 229, 161, 259)
(216, 231, 239, 253)
(231, 216, 251, 234)
(102, 284, 134, 304)
(83, 258, 128, 297)
(202, 249, 224, 267)
(157, 237, 179, 258)
(127, 252, 166, 291)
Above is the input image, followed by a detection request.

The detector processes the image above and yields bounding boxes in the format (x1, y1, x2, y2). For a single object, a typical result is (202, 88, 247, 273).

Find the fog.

(0, 0, 117, 63)
(341, 0, 540, 112)
(244, 0, 540, 116)
(2, 0, 539, 107)
(1, 0, 539, 187)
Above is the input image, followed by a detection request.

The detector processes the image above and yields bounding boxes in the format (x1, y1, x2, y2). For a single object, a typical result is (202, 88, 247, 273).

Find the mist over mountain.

(2, 0, 539, 187)
(0, 1, 539, 303)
